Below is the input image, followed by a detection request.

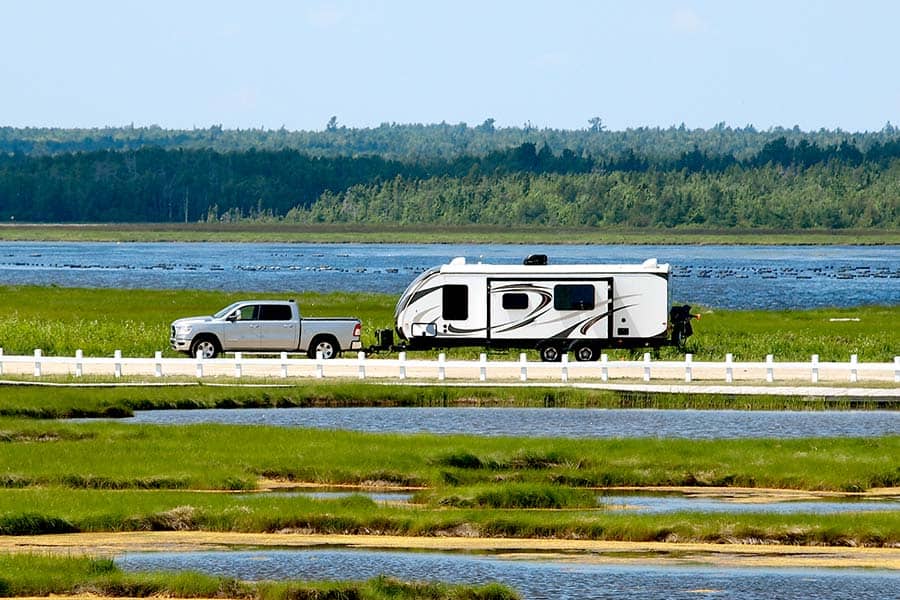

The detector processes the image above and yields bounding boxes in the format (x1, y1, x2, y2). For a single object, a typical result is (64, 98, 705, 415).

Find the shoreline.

(2, 531, 898, 570)
(0, 224, 897, 245)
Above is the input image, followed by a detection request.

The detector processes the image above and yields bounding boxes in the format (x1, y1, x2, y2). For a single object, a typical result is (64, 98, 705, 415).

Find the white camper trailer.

(387, 254, 694, 362)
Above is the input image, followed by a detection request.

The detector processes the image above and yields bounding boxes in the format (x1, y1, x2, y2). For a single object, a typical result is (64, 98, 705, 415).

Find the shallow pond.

(2, 242, 897, 309)
(117, 548, 900, 600)
(125, 407, 900, 439)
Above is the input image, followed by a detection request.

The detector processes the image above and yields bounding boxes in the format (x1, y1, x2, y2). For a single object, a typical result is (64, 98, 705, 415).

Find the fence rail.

(1, 348, 898, 385)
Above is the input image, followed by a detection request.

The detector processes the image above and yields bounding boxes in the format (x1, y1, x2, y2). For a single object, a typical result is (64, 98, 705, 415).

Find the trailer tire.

(308, 335, 340, 359)
(539, 343, 562, 363)
(573, 343, 598, 362)
(189, 335, 220, 359)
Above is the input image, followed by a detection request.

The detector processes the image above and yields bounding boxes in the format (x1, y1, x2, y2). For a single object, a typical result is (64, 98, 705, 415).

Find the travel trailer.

(382, 254, 695, 362)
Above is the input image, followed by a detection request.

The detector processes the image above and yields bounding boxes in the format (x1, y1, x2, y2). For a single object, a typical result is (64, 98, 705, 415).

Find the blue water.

(1, 242, 896, 309)
(124, 407, 900, 439)
(117, 548, 900, 600)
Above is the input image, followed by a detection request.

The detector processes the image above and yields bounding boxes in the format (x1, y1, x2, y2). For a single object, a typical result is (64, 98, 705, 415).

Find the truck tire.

(573, 342, 598, 362)
(308, 335, 340, 359)
(539, 343, 562, 363)
(189, 335, 220, 359)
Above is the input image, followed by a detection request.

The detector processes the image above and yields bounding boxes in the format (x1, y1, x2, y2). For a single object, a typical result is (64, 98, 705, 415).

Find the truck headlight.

(175, 325, 193, 336)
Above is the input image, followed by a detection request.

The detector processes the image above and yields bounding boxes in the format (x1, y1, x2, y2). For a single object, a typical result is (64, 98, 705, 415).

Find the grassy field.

(1, 223, 898, 245)
(0, 418, 895, 492)
(0, 285, 896, 361)
(0, 553, 516, 599)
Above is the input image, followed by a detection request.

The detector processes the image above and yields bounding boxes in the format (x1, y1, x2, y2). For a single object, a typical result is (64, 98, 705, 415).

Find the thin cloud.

(306, 3, 350, 29)
(671, 7, 705, 34)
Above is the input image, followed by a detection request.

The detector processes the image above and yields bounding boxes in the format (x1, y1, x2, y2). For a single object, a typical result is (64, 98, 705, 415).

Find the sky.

(1, 1, 898, 132)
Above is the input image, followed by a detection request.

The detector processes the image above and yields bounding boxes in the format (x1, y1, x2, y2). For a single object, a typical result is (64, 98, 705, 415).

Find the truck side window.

(442, 285, 468, 320)
(554, 284, 595, 311)
(502, 293, 529, 310)
(259, 304, 292, 321)
(236, 305, 259, 320)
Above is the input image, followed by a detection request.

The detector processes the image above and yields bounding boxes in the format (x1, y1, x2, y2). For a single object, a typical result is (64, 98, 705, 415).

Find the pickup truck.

(170, 299, 362, 359)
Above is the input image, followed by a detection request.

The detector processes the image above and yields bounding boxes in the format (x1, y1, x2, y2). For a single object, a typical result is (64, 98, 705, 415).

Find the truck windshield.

(394, 267, 440, 320)
(213, 302, 243, 319)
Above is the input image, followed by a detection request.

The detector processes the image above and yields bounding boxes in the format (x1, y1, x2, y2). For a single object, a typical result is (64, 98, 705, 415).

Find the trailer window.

(442, 285, 468, 320)
(554, 284, 595, 311)
(502, 293, 529, 310)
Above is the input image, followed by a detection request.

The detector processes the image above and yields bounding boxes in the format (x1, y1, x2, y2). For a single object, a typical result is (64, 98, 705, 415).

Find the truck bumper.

(350, 340, 362, 351)
(170, 336, 191, 352)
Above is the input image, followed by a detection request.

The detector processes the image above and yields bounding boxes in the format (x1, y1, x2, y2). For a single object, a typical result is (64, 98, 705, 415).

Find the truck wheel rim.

(196, 341, 215, 358)
(316, 342, 334, 359)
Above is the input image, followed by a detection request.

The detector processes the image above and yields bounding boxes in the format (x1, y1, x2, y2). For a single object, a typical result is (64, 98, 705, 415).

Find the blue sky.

(2, 1, 898, 132)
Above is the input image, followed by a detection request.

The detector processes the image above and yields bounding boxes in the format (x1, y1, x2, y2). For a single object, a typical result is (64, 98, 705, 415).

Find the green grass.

(0, 383, 888, 421)
(0, 488, 897, 546)
(0, 553, 517, 599)
(2, 223, 898, 245)
(0, 285, 896, 361)
(0, 418, 896, 492)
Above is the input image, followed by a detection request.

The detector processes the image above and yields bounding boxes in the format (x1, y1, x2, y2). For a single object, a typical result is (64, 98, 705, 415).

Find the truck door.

(256, 304, 299, 351)
(223, 304, 262, 350)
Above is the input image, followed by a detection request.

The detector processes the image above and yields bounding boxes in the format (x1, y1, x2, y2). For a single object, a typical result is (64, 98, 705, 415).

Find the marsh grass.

(1, 383, 884, 422)
(0, 285, 896, 360)
(0, 553, 517, 599)
(0, 488, 897, 546)
(0, 418, 896, 492)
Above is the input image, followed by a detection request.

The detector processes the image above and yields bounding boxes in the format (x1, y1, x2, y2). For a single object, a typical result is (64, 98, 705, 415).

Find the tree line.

(0, 135, 897, 228)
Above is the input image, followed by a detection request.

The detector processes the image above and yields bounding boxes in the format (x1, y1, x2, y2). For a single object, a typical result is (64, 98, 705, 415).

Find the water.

(599, 492, 900, 514)
(124, 407, 900, 439)
(117, 548, 900, 599)
(1, 242, 897, 309)
(252, 487, 900, 514)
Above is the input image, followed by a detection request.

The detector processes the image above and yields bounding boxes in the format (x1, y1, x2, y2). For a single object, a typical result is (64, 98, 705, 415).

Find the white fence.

(0, 348, 898, 384)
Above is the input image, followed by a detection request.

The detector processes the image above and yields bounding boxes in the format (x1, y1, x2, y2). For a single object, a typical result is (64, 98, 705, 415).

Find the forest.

(0, 123, 898, 229)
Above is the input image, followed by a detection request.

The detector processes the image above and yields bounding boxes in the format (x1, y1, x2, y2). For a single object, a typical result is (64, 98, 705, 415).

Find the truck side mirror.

(226, 312, 238, 322)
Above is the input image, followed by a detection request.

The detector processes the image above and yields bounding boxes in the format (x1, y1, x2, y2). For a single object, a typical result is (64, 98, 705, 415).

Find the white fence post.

(479, 353, 487, 382)
(895, 357, 900, 383)
(600, 353, 608, 382)
(519, 353, 528, 382)
(766, 354, 774, 383)
(643, 353, 651, 382)
(399, 352, 407, 380)
(725, 353, 733, 383)
(114, 350, 122, 378)
(358, 352, 366, 380)
(811, 354, 819, 383)
(315, 351, 324, 379)
(0, 347, 4, 375)
(561, 353, 569, 382)
(75, 349, 84, 378)
(195, 351, 203, 378)
(684, 353, 692, 383)
(234, 352, 242, 378)
(438, 353, 446, 381)
(849, 354, 858, 383)
(281, 352, 289, 378)
(155, 351, 163, 377)
(33, 349, 42, 378)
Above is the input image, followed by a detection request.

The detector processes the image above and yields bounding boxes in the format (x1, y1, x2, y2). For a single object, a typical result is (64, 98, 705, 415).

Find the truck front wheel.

(189, 335, 220, 359)
(309, 335, 340, 359)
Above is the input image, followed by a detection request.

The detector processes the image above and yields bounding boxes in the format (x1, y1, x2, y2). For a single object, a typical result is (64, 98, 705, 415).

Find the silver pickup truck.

(170, 299, 362, 359)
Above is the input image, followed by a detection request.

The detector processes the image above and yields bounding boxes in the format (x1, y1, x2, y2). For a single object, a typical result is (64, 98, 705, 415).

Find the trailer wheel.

(539, 343, 562, 363)
(573, 343, 598, 362)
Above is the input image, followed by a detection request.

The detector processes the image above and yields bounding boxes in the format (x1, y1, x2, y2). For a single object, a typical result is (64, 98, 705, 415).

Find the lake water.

(125, 407, 900, 439)
(117, 548, 900, 600)
(1, 242, 897, 309)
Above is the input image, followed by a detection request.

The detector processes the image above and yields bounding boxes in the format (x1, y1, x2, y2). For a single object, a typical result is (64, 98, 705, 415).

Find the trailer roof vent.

(641, 258, 658, 268)
(523, 254, 548, 266)
(449, 256, 466, 266)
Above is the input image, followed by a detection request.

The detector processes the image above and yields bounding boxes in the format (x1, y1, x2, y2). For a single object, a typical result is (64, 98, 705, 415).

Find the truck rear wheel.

(189, 335, 220, 359)
(309, 335, 339, 359)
